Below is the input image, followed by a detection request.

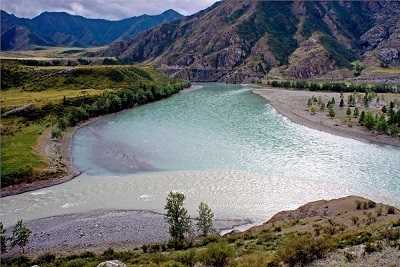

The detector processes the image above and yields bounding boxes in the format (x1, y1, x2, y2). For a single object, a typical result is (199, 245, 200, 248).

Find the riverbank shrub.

(276, 233, 334, 266)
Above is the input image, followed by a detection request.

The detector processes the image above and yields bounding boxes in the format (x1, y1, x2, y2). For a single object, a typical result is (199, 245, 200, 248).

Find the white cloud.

(1, 0, 219, 20)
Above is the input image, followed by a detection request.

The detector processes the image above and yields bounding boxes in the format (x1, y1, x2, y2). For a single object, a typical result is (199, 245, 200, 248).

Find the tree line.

(267, 80, 399, 93)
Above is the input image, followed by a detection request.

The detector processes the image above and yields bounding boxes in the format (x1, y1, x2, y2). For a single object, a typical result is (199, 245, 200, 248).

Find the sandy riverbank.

(253, 87, 400, 148)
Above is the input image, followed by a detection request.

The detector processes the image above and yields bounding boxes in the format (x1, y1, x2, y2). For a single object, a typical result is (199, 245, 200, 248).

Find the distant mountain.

(1, 9, 183, 50)
(99, 1, 400, 83)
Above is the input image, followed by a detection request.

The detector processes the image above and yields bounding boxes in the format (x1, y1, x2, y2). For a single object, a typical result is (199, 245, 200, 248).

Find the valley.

(1, 1, 400, 266)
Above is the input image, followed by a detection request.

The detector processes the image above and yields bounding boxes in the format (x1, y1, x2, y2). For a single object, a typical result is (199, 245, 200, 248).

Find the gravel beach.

(2, 210, 250, 257)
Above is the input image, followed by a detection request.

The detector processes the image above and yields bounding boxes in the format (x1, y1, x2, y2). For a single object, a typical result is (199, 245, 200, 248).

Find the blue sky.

(0, 0, 219, 20)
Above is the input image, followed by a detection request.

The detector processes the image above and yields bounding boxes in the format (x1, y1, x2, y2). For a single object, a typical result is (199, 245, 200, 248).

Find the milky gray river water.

(1, 83, 399, 228)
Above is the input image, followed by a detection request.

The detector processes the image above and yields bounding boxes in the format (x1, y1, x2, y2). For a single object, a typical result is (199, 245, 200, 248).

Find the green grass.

(372, 67, 400, 74)
(1, 122, 47, 186)
(1, 89, 106, 110)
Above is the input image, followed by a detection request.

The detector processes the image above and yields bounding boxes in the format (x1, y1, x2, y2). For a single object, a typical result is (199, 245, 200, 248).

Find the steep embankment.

(99, 1, 400, 83)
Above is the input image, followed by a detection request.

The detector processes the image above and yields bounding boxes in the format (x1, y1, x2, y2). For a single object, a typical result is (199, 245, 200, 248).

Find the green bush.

(160, 260, 186, 267)
(337, 231, 373, 248)
(199, 234, 220, 246)
(3, 254, 32, 267)
(197, 242, 234, 267)
(276, 233, 334, 266)
(35, 252, 56, 264)
(174, 249, 197, 267)
(380, 226, 400, 241)
(65, 258, 87, 267)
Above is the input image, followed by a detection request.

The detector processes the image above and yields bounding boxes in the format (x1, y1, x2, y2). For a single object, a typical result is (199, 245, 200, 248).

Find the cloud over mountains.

(1, 0, 218, 20)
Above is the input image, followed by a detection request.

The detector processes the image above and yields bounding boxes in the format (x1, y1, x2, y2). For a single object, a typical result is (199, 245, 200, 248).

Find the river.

(1, 83, 399, 228)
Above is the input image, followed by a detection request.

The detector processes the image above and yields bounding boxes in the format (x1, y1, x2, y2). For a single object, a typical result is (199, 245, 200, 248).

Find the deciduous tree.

(197, 202, 214, 237)
(164, 192, 191, 244)
(11, 219, 31, 254)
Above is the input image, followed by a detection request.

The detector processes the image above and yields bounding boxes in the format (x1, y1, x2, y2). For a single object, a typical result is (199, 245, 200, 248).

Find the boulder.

(97, 260, 127, 267)
(343, 245, 366, 262)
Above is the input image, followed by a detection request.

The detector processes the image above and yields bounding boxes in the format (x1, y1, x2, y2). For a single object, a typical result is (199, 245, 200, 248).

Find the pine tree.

(359, 110, 366, 125)
(346, 107, 352, 117)
(353, 107, 360, 118)
(328, 107, 335, 118)
(339, 98, 344, 108)
(375, 114, 388, 133)
(364, 111, 375, 130)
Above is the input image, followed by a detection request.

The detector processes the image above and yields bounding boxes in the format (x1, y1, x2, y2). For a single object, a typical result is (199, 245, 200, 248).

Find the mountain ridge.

(1, 9, 184, 50)
(99, 0, 400, 83)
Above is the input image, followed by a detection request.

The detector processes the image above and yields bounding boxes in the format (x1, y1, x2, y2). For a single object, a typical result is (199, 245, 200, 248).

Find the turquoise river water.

(1, 83, 400, 228)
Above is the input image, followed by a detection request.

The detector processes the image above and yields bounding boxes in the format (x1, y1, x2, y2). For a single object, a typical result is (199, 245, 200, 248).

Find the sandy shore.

(253, 87, 400, 148)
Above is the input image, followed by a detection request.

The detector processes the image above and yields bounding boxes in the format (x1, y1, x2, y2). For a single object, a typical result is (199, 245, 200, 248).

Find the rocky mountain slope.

(99, 1, 400, 83)
(1, 9, 183, 50)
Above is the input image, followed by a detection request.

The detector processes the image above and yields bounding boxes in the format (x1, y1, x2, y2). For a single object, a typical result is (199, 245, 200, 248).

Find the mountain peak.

(1, 9, 184, 50)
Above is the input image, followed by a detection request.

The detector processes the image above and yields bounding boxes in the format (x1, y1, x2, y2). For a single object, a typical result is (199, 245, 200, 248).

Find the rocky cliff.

(99, 1, 400, 83)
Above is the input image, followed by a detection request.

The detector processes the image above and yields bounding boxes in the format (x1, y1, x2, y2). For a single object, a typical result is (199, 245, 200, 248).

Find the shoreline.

(3, 85, 398, 198)
(2, 196, 399, 258)
(0, 117, 101, 197)
(1, 86, 204, 198)
(253, 87, 400, 148)
(1, 209, 252, 257)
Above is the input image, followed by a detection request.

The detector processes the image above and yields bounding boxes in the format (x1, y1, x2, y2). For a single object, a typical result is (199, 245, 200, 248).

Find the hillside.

(99, 1, 400, 83)
(0, 9, 183, 50)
